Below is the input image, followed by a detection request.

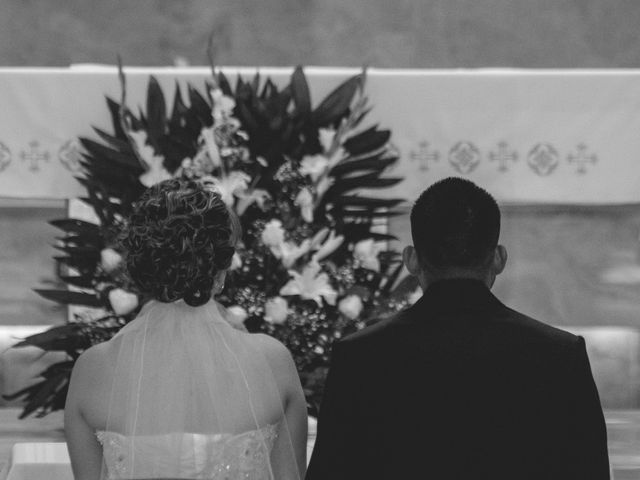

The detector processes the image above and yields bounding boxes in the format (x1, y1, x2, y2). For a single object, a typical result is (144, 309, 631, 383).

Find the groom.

(306, 177, 609, 479)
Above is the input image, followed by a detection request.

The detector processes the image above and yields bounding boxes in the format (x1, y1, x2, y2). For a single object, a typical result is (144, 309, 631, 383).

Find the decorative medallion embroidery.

(527, 143, 559, 176)
(448, 141, 481, 174)
(58, 139, 83, 172)
(0, 142, 11, 172)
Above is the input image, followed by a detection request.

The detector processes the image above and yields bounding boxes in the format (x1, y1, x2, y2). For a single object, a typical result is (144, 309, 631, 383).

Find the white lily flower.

(300, 154, 330, 182)
(328, 146, 346, 168)
(313, 230, 344, 262)
(280, 239, 312, 268)
(310, 228, 330, 249)
(316, 176, 334, 201)
(201, 171, 250, 206)
(280, 261, 337, 306)
(318, 128, 337, 153)
(236, 188, 271, 216)
(198, 126, 222, 169)
(354, 238, 385, 272)
(295, 187, 314, 223)
(129, 130, 172, 187)
(211, 88, 236, 121)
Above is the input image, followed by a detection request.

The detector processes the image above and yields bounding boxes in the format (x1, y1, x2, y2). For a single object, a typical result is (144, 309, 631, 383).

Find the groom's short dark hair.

(410, 177, 500, 270)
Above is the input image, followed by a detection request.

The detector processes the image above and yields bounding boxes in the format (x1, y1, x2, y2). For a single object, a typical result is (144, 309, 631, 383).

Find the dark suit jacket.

(306, 279, 609, 480)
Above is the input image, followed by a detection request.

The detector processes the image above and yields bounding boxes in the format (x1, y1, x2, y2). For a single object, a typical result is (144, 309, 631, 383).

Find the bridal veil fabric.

(97, 299, 301, 480)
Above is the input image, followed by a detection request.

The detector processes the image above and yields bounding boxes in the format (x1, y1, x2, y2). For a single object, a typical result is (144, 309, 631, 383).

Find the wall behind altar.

(2, 0, 640, 68)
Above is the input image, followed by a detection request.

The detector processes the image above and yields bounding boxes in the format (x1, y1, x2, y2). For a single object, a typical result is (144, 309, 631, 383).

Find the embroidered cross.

(489, 141, 518, 172)
(567, 143, 597, 174)
(20, 141, 50, 172)
(409, 141, 439, 171)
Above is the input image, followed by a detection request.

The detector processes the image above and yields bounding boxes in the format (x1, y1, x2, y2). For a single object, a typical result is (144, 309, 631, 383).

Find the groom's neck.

(419, 268, 495, 291)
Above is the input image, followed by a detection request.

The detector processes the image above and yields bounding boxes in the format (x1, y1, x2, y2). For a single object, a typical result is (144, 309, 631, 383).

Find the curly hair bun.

(122, 178, 236, 307)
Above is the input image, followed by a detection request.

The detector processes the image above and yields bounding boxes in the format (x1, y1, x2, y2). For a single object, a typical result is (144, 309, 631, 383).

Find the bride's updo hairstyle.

(122, 178, 236, 307)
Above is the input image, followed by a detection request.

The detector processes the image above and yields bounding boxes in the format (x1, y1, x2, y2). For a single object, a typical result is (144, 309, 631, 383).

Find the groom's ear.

(492, 245, 508, 275)
(403, 245, 422, 276)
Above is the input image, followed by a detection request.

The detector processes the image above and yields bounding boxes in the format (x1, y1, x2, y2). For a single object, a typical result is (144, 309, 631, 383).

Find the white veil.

(98, 298, 303, 480)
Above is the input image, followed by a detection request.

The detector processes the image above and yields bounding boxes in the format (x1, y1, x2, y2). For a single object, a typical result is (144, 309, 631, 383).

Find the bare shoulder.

(73, 342, 110, 377)
(68, 340, 117, 401)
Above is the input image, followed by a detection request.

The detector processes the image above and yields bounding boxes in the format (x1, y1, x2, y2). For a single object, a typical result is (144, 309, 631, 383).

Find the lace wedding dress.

(95, 299, 299, 480)
(96, 426, 278, 479)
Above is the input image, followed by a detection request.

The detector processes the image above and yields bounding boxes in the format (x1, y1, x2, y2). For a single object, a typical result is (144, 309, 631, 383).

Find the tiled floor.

(0, 409, 636, 477)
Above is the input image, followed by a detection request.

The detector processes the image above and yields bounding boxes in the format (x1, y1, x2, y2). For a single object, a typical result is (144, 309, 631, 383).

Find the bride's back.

(65, 179, 306, 480)
(81, 300, 288, 436)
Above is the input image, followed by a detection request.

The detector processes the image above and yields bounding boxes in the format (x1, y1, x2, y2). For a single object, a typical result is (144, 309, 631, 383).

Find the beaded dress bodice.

(96, 424, 278, 480)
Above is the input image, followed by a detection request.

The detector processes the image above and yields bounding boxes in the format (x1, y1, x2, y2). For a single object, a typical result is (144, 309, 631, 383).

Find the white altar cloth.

(1, 67, 640, 204)
(5, 443, 71, 480)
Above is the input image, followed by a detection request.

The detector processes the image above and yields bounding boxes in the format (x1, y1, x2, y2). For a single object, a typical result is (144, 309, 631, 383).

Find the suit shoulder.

(337, 309, 410, 350)
(500, 306, 582, 348)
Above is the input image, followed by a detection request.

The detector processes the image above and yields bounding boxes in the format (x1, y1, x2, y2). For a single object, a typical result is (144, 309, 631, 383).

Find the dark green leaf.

(34, 289, 103, 307)
(106, 97, 126, 139)
(335, 195, 405, 208)
(188, 86, 212, 127)
(79, 138, 142, 171)
(330, 156, 397, 177)
(343, 129, 391, 156)
(12, 325, 85, 349)
(50, 219, 100, 236)
(145, 76, 167, 149)
(312, 74, 361, 126)
(217, 71, 233, 97)
(59, 275, 95, 289)
(291, 66, 311, 115)
(92, 128, 133, 153)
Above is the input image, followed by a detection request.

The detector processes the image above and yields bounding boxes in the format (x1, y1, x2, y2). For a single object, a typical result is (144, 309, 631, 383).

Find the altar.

(1, 67, 640, 477)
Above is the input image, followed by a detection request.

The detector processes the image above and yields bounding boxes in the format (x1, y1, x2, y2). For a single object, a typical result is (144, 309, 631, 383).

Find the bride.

(64, 178, 308, 479)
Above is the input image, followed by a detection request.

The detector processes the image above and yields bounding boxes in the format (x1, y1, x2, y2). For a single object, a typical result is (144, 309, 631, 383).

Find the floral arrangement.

(7, 64, 419, 418)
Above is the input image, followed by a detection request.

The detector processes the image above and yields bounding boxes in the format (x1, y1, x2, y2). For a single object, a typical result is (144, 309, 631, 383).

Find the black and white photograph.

(0, 1, 639, 478)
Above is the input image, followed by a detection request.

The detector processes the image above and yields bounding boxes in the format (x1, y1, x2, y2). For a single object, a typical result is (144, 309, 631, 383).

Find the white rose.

(226, 305, 248, 327)
(264, 297, 289, 325)
(100, 248, 122, 273)
(108, 289, 139, 316)
(354, 239, 384, 272)
(300, 154, 330, 182)
(338, 294, 364, 320)
(261, 219, 286, 250)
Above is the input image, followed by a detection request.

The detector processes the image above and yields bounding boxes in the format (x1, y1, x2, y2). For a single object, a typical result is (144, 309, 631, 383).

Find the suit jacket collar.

(411, 278, 505, 314)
